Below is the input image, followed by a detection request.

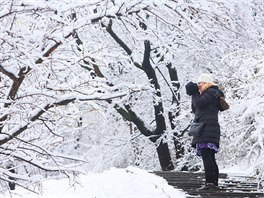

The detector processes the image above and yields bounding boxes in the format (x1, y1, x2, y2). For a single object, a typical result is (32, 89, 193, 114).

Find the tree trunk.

(87, 21, 175, 171)
(166, 63, 186, 164)
(156, 141, 174, 171)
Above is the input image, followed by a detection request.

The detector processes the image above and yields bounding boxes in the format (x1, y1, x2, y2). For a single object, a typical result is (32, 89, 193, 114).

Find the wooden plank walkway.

(154, 171, 264, 198)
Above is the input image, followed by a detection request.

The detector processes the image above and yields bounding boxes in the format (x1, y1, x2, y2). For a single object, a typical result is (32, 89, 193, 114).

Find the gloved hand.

(185, 82, 198, 96)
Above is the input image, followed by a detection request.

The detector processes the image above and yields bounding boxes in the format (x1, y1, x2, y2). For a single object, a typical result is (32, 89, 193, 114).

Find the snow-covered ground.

(1, 167, 188, 198)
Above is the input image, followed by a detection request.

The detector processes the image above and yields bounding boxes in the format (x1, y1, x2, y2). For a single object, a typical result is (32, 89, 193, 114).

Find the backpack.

(212, 88, 230, 111)
(219, 96, 229, 111)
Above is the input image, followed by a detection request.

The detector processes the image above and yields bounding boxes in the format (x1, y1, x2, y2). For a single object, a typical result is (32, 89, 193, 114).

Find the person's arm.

(192, 89, 215, 108)
(191, 98, 196, 113)
(185, 82, 199, 113)
(185, 82, 198, 96)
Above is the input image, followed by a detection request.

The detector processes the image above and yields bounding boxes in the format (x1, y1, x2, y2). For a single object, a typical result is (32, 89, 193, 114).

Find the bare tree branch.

(103, 19, 132, 55)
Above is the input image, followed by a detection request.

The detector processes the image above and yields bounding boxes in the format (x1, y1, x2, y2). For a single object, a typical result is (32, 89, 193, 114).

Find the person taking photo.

(185, 73, 225, 191)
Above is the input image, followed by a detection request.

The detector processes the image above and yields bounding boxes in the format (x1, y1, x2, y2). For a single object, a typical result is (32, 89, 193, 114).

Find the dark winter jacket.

(191, 86, 224, 148)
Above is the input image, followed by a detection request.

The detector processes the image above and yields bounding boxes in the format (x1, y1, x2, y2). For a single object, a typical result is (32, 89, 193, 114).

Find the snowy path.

(154, 171, 264, 198)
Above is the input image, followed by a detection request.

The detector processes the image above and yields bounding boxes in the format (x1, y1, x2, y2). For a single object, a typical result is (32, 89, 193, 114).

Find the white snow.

(1, 167, 188, 198)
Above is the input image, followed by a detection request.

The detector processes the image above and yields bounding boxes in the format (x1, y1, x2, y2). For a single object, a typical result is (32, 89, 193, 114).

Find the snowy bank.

(1, 167, 188, 198)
